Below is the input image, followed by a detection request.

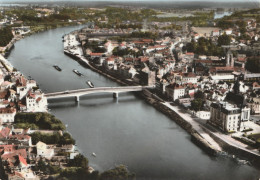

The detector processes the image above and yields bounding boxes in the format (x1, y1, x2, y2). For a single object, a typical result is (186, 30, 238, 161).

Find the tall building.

(209, 101, 250, 132)
(226, 49, 234, 67)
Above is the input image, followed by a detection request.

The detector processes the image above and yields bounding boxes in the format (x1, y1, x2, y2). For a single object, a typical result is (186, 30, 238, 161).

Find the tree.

(246, 57, 260, 73)
(218, 33, 231, 46)
(68, 154, 88, 169)
(0, 27, 14, 47)
(100, 165, 135, 180)
(191, 98, 203, 112)
(194, 90, 205, 99)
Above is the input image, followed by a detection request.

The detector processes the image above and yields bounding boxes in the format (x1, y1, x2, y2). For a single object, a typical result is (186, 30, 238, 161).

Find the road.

(163, 102, 260, 157)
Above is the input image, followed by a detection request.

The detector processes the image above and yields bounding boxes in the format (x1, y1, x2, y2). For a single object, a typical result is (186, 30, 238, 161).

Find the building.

(180, 72, 197, 84)
(226, 50, 234, 67)
(26, 90, 47, 112)
(36, 141, 54, 159)
(209, 101, 250, 132)
(0, 108, 16, 123)
(165, 83, 185, 101)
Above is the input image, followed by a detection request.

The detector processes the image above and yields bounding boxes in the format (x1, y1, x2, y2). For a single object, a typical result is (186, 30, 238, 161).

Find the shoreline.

(64, 30, 260, 169)
(1, 22, 86, 58)
(63, 38, 220, 156)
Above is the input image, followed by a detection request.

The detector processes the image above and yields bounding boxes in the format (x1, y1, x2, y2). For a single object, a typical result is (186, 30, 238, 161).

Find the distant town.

(0, 2, 260, 180)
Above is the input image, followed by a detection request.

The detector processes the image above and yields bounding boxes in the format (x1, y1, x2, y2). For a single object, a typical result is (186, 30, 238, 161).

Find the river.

(7, 25, 260, 180)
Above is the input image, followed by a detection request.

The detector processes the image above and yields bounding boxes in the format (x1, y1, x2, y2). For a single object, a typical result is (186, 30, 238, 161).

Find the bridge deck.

(45, 86, 153, 99)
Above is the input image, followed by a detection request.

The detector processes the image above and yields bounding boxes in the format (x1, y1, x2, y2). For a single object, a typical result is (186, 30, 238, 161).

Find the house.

(165, 83, 185, 101)
(0, 127, 12, 139)
(103, 57, 115, 69)
(211, 30, 220, 36)
(196, 111, 210, 120)
(0, 108, 16, 124)
(209, 101, 251, 132)
(180, 72, 197, 84)
(9, 134, 32, 146)
(224, 29, 233, 35)
(36, 141, 54, 159)
(247, 97, 260, 114)
(61, 144, 75, 153)
(26, 90, 48, 112)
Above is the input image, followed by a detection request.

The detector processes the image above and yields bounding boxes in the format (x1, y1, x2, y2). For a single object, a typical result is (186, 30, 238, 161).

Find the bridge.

(45, 86, 154, 102)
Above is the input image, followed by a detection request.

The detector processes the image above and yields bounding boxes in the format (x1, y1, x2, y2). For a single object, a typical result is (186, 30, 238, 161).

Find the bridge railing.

(45, 85, 154, 97)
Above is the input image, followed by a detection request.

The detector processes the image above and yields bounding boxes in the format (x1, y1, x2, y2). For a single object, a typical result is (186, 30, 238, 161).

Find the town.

(0, 2, 260, 180)
(68, 5, 260, 164)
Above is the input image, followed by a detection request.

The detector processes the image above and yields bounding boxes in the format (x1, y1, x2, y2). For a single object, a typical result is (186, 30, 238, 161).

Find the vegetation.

(31, 132, 75, 145)
(217, 33, 231, 46)
(14, 112, 65, 130)
(112, 47, 143, 57)
(184, 37, 224, 56)
(68, 154, 88, 169)
(190, 91, 205, 112)
(245, 57, 260, 73)
(216, 19, 234, 29)
(57, 164, 135, 180)
(129, 31, 158, 39)
(35, 159, 61, 175)
(149, 11, 214, 27)
(58, 167, 99, 180)
(100, 165, 135, 180)
(0, 27, 14, 47)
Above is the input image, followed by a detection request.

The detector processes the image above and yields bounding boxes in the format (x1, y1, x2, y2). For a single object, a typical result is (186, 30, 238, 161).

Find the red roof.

(1, 149, 27, 160)
(90, 53, 103, 56)
(27, 90, 35, 98)
(0, 90, 8, 99)
(0, 108, 16, 114)
(10, 134, 31, 141)
(36, 97, 42, 102)
(0, 144, 16, 153)
(106, 57, 114, 61)
(19, 155, 27, 166)
(186, 52, 194, 56)
(0, 127, 11, 139)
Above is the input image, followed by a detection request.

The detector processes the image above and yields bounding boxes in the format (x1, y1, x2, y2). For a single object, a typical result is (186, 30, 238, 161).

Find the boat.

(53, 65, 62, 71)
(87, 80, 94, 88)
(91, 152, 96, 157)
(73, 69, 82, 76)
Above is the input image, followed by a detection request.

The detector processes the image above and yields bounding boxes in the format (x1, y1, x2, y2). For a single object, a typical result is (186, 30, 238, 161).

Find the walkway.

(163, 102, 260, 157)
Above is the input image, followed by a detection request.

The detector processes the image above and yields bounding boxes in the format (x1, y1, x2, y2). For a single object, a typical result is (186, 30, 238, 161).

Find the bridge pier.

(113, 92, 118, 99)
(75, 96, 80, 102)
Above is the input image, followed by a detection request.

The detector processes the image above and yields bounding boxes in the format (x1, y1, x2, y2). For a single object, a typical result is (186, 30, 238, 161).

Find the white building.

(209, 101, 250, 132)
(196, 111, 210, 120)
(36, 141, 54, 159)
(165, 83, 185, 101)
(26, 90, 48, 112)
(0, 108, 16, 124)
(180, 72, 197, 84)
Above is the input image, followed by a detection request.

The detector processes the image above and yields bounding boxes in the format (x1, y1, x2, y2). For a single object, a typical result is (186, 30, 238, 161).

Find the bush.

(68, 154, 88, 168)
(15, 112, 65, 130)
(0, 27, 14, 47)
(31, 132, 75, 145)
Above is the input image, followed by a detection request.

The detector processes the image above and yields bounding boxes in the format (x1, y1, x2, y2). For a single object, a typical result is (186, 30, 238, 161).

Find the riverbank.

(63, 33, 221, 157)
(64, 30, 260, 167)
(0, 22, 87, 58)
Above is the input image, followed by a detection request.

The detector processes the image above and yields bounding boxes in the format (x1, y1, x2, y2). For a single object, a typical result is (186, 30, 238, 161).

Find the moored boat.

(53, 65, 62, 71)
(73, 69, 82, 76)
(87, 80, 94, 88)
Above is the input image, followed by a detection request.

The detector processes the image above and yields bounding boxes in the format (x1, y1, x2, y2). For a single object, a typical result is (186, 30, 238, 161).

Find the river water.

(7, 25, 260, 180)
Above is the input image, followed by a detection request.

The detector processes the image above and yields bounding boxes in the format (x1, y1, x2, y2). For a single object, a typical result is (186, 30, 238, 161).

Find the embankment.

(64, 50, 220, 156)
